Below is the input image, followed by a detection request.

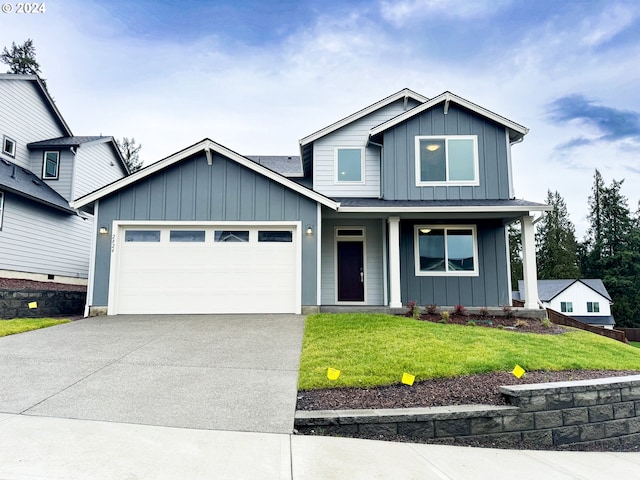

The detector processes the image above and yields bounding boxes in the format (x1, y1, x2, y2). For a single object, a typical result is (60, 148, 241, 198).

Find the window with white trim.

(0, 191, 4, 230)
(415, 136, 478, 185)
(414, 225, 478, 276)
(335, 148, 364, 183)
(587, 302, 600, 313)
(42, 151, 60, 179)
(2, 136, 16, 158)
(561, 302, 573, 313)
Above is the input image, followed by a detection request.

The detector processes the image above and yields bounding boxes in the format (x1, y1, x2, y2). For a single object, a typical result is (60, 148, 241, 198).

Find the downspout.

(368, 139, 384, 199)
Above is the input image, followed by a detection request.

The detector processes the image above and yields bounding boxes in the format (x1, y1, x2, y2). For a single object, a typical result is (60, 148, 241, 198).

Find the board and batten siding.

(92, 152, 319, 307)
(0, 79, 66, 170)
(0, 192, 92, 278)
(545, 283, 612, 317)
(74, 142, 128, 199)
(313, 98, 421, 198)
(400, 220, 510, 307)
(382, 104, 512, 201)
(320, 217, 384, 305)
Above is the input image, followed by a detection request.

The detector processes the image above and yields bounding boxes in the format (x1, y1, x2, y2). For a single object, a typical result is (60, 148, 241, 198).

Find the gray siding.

(74, 142, 127, 199)
(36, 149, 74, 201)
(92, 152, 319, 306)
(382, 105, 511, 200)
(0, 192, 91, 278)
(0, 79, 66, 169)
(400, 220, 510, 307)
(313, 99, 421, 198)
(320, 217, 384, 305)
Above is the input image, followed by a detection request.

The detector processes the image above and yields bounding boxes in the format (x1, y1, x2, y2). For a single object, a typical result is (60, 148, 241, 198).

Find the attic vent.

(32, 179, 41, 186)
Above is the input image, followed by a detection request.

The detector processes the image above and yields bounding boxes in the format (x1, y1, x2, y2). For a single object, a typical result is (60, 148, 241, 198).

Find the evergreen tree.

(535, 190, 580, 279)
(1, 39, 41, 76)
(116, 137, 143, 173)
(508, 222, 522, 290)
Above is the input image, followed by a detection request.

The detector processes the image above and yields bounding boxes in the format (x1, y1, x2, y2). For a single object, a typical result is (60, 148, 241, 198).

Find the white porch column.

(388, 216, 402, 308)
(521, 215, 539, 309)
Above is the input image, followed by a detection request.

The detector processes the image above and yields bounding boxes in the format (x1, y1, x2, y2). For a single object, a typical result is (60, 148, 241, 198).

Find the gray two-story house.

(73, 89, 549, 315)
(0, 74, 128, 285)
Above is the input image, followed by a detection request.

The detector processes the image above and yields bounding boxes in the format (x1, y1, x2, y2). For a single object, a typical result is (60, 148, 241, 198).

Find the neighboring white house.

(514, 279, 615, 329)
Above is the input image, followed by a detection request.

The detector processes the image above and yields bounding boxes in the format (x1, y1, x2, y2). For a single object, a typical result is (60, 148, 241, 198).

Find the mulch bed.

(0, 278, 87, 292)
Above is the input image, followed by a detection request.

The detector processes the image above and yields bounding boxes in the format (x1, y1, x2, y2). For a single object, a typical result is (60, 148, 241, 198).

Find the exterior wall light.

(305, 225, 314, 236)
(99, 227, 109, 235)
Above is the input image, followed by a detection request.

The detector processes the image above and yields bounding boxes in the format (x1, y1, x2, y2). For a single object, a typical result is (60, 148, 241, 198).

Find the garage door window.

(258, 231, 292, 242)
(125, 230, 161, 242)
(214, 230, 249, 242)
(170, 230, 205, 242)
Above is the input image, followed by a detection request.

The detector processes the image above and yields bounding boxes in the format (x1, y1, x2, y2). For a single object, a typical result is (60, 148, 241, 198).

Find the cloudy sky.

(2, 0, 639, 236)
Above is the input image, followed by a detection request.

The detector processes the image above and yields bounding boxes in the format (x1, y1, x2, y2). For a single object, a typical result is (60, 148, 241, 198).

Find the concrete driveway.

(0, 314, 306, 433)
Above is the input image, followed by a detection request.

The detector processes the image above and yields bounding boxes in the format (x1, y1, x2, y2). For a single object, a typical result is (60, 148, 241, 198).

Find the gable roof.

(299, 88, 428, 146)
(517, 279, 612, 302)
(0, 74, 72, 137)
(71, 138, 339, 210)
(0, 157, 74, 213)
(369, 91, 529, 143)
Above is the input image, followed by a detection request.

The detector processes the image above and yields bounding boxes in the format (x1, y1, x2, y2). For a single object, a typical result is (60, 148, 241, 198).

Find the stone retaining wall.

(295, 375, 640, 451)
(0, 289, 86, 319)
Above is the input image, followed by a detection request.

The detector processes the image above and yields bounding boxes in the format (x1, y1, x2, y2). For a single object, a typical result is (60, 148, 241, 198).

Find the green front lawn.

(298, 313, 640, 390)
(0, 318, 70, 337)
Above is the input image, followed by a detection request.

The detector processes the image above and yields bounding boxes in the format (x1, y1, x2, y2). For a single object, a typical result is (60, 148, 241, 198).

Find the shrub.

(479, 307, 489, 318)
(466, 320, 477, 326)
(515, 319, 529, 328)
(406, 301, 417, 318)
(541, 317, 553, 328)
(440, 311, 450, 323)
(503, 305, 515, 319)
(453, 304, 468, 316)
(426, 303, 438, 315)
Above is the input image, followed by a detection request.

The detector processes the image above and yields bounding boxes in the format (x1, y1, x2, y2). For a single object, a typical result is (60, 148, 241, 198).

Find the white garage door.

(109, 223, 300, 314)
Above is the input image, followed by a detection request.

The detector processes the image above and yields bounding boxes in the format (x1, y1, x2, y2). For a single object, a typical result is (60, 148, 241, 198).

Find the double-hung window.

(415, 225, 478, 276)
(2, 136, 16, 158)
(43, 151, 60, 179)
(415, 135, 478, 186)
(335, 148, 364, 183)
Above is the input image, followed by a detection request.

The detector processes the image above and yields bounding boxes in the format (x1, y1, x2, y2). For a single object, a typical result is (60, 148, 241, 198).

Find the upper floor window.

(415, 136, 478, 186)
(587, 301, 600, 313)
(414, 225, 478, 276)
(335, 148, 364, 183)
(561, 302, 573, 313)
(2, 136, 16, 158)
(42, 151, 60, 179)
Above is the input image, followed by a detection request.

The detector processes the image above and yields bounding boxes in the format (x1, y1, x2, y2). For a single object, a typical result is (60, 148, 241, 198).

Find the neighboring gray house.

(0, 74, 128, 285)
(514, 279, 615, 329)
(73, 89, 550, 315)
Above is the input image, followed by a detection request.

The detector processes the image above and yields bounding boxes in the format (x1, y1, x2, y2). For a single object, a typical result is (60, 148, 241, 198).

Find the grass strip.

(0, 318, 70, 337)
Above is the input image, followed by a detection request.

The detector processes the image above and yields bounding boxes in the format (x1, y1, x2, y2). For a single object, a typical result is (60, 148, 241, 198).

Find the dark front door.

(337, 241, 364, 302)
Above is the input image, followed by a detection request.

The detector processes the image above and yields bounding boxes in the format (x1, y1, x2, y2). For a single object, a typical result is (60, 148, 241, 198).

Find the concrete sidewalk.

(0, 414, 638, 480)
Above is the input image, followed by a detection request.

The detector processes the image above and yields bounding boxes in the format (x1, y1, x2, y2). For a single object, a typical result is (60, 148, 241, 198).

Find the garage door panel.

(113, 225, 299, 314)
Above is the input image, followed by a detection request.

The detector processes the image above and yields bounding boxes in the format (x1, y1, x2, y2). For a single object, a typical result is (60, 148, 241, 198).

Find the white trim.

(300, 89, 428, 146)
(334, 226, 367, 304)
(338, 205, 553, 213)
(381, 218, 388, 307)
(520, 215, 539, 309)
(505, 127, 515, 199)
(84, 203, 98, 317)
(504, 225, 512, 299)
(415, 135, 479, 187)
(414, 224, 479, 277)
(316, 203, 322, 306)
(334, 147, 365, 184)
(72, 139, 340, 211)
(0, 190, 4, 230)
(387, 216, 402, 308)
(42, 151, 60, 179)
(370, 91, 529, 141)
(107, 220, 302, 315)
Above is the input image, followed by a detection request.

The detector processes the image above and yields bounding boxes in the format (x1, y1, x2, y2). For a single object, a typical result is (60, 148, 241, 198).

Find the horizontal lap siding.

(40, 150, 74, 201)
(93, 152, 319, 306)
(400, 220, 509, 307)
(74, 143, 127, 199)
(0, 193, 91, 277)
(383, 105, 510, 201)
(0, 80, 66, 170)
(313, 99, 421, 198)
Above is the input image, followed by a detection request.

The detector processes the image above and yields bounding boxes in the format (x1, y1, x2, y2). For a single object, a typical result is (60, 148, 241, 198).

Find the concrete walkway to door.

(0, 314, 305, 433)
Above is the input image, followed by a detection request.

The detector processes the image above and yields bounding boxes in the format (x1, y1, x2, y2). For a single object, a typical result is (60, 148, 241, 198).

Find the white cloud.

(580, 4, 638, 47)
(378, 0, 511, 27)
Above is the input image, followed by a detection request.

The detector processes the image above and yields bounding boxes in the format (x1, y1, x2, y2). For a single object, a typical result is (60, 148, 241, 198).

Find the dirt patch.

(0, 278, 87, 292)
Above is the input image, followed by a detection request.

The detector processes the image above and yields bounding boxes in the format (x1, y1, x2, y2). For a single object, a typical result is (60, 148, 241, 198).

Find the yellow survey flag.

(28, 302, 38, 309)
(327, 367, 341, 381)
(512, 364, 526, 379)
(401, 372, 415, 386)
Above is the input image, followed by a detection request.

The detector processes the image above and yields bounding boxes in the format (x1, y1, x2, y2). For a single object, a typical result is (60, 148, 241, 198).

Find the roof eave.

(337, 205, 552, 213)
